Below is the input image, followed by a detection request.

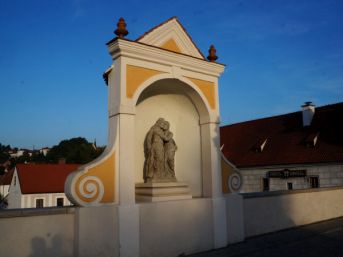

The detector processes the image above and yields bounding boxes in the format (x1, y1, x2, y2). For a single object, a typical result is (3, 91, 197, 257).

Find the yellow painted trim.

(75, 151, 115, 203)
(160, 38, 182, 53)
(221, 158, 234, 194)
(186, 77, 216, 109)
(126, 65, 163, 98)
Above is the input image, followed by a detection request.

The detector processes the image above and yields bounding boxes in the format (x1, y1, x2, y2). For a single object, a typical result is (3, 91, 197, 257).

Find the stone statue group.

(144, 118, 177, 182)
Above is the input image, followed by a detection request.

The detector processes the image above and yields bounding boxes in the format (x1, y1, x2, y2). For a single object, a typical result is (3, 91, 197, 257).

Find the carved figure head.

(162, 121, 170, 131)
(155, 118, 165, 127)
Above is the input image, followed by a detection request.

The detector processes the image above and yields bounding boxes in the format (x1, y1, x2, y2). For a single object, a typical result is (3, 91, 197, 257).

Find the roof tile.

(220, 102, 343, 168)
(16, 164, 80, 194)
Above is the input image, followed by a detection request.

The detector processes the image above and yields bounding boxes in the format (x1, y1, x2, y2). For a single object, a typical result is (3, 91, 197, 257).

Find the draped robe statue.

(143, 118, 177, 182)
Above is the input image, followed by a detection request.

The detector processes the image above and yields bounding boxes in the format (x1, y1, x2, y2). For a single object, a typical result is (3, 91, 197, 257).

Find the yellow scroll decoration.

(74, 151, 115, 204)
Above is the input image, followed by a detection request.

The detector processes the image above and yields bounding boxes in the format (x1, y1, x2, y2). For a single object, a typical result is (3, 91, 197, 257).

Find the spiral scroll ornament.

(77, 176, 105, 204)
(228, 173, 242, 192)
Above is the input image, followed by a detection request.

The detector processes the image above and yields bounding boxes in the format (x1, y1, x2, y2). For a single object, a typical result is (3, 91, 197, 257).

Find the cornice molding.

(108, 39, 225, 77)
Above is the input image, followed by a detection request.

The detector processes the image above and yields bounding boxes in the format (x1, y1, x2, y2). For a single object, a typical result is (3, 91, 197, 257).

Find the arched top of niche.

(133, 75, 214, 123)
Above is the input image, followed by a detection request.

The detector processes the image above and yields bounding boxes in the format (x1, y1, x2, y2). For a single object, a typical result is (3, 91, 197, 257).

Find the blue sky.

(1, 0, 342, 149)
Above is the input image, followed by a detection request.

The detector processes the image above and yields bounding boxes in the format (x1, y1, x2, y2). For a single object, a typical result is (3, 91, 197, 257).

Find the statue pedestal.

(135, 182, 192, 202)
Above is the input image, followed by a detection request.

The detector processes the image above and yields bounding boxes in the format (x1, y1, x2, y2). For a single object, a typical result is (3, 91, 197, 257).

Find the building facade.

(7, 163, 80, 208)
(221, 102, 343, 193)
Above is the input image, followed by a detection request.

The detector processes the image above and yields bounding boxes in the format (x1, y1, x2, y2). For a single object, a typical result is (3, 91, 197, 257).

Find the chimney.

(301, 101, 315, 127)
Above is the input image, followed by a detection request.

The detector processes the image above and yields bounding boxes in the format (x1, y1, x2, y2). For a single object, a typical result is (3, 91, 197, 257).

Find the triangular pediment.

(136, 17, 205, 59)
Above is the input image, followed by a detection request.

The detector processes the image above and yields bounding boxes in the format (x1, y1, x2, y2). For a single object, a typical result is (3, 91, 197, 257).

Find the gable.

(160, 38, 182, 53)
(136, 17, 205, 59)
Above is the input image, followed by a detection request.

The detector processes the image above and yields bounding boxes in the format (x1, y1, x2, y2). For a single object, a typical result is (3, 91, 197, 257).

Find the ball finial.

(207, 45, 218, 62)
(114, 17, 128, 38)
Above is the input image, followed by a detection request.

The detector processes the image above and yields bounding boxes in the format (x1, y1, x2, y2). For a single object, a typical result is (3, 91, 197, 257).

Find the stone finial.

(207, 45, 218, 62)
(114, 17, 128, 38)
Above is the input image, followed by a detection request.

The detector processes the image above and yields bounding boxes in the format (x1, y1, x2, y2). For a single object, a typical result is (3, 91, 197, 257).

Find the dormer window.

(252, 138, 268, 152)
(305, 132, 319, 147)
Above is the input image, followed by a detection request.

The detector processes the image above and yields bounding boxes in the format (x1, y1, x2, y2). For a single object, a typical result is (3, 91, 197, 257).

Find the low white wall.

(0, 208, 75, 257)
(242, 187, 343, 237)
(226, 194, 244, 244)
(139, 198, 214, 257)
(0, 205, 120, 257)
(4, 188, 343, 257)
(75, 205, 119, 257)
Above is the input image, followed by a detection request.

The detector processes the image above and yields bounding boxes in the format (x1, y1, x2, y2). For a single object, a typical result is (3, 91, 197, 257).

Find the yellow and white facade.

(65, 17, 227, 257)
(65, 17, 225, 206)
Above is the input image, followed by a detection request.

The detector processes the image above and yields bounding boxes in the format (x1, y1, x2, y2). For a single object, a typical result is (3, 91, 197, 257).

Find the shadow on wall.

(28, 234, 70, 257)
(242, 187, 343, 238)
(191, 217, 343, 257)
(243, 192, 298, 237)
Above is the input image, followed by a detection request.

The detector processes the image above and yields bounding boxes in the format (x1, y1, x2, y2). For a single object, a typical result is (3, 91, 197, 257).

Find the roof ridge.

(135, 16, 177, 42)
(221, 101, 343, 128)
(221, 111, 299, 128)
(315, 101, 343, 111)
(135, 16, 205, 59)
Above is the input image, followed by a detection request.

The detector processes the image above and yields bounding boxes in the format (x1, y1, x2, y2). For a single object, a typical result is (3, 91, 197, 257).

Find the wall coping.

(241, 186, 343, 199)
(0, 206, 75, 218)
(238, 162, 343, 170)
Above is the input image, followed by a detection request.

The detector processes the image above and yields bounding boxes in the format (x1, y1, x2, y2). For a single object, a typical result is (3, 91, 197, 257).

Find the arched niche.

(134, 78, 210, 197)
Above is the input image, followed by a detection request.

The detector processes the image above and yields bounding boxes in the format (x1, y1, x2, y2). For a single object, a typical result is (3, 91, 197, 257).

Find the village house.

(221, 102, 343, 193)
(7, 163, 80, 208)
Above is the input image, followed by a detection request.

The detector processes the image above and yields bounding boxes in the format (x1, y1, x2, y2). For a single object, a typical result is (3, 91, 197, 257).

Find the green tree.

(0, 143, 10, 163)
(31, 151, 47, 163)
(47, 137, 103, 164)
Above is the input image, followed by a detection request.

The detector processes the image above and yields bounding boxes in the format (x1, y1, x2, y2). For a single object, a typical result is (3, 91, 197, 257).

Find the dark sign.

(268, 169, 306, 179)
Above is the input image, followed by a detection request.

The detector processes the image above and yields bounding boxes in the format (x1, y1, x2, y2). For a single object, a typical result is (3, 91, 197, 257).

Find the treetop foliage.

(0, 138, 104, 165)
(46, 137, 104, 164)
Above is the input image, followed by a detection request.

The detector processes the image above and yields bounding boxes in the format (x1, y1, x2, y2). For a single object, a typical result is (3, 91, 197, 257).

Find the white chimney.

(301, 101, 315, 127)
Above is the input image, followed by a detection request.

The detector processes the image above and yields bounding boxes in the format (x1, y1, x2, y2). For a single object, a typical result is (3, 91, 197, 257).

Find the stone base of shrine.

(135, 182, 192, 202)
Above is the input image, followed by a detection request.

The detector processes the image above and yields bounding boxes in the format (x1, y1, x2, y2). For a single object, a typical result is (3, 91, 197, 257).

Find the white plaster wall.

(0, 184, 10, 197)
(226, 194, 244, 244)
(243, 187, 343, 237)
(269, 177, 308, 191)
(139, 198, 213, 257)
(7, 170, 21, 208)
(21, 193, 72, 208)
(0, 212, 74, 257)
(135, 82, 202, 196)
(240, 164, 343, 193)
(76, 205, 119, 257)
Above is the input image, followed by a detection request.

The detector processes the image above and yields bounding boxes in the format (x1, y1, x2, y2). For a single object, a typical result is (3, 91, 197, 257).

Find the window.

(262, 178, 269, 191)
(309, 176, 319, 188)
(36, 199, 44, 208)
(253, 138, 268, 152)
(56, 198, 64, 207)
(287, 182, 293, 190)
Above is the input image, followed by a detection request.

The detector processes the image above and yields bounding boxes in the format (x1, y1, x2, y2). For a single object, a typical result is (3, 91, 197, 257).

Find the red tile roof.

(220, 102, 343, 168)
(16, 164, 80, 194)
